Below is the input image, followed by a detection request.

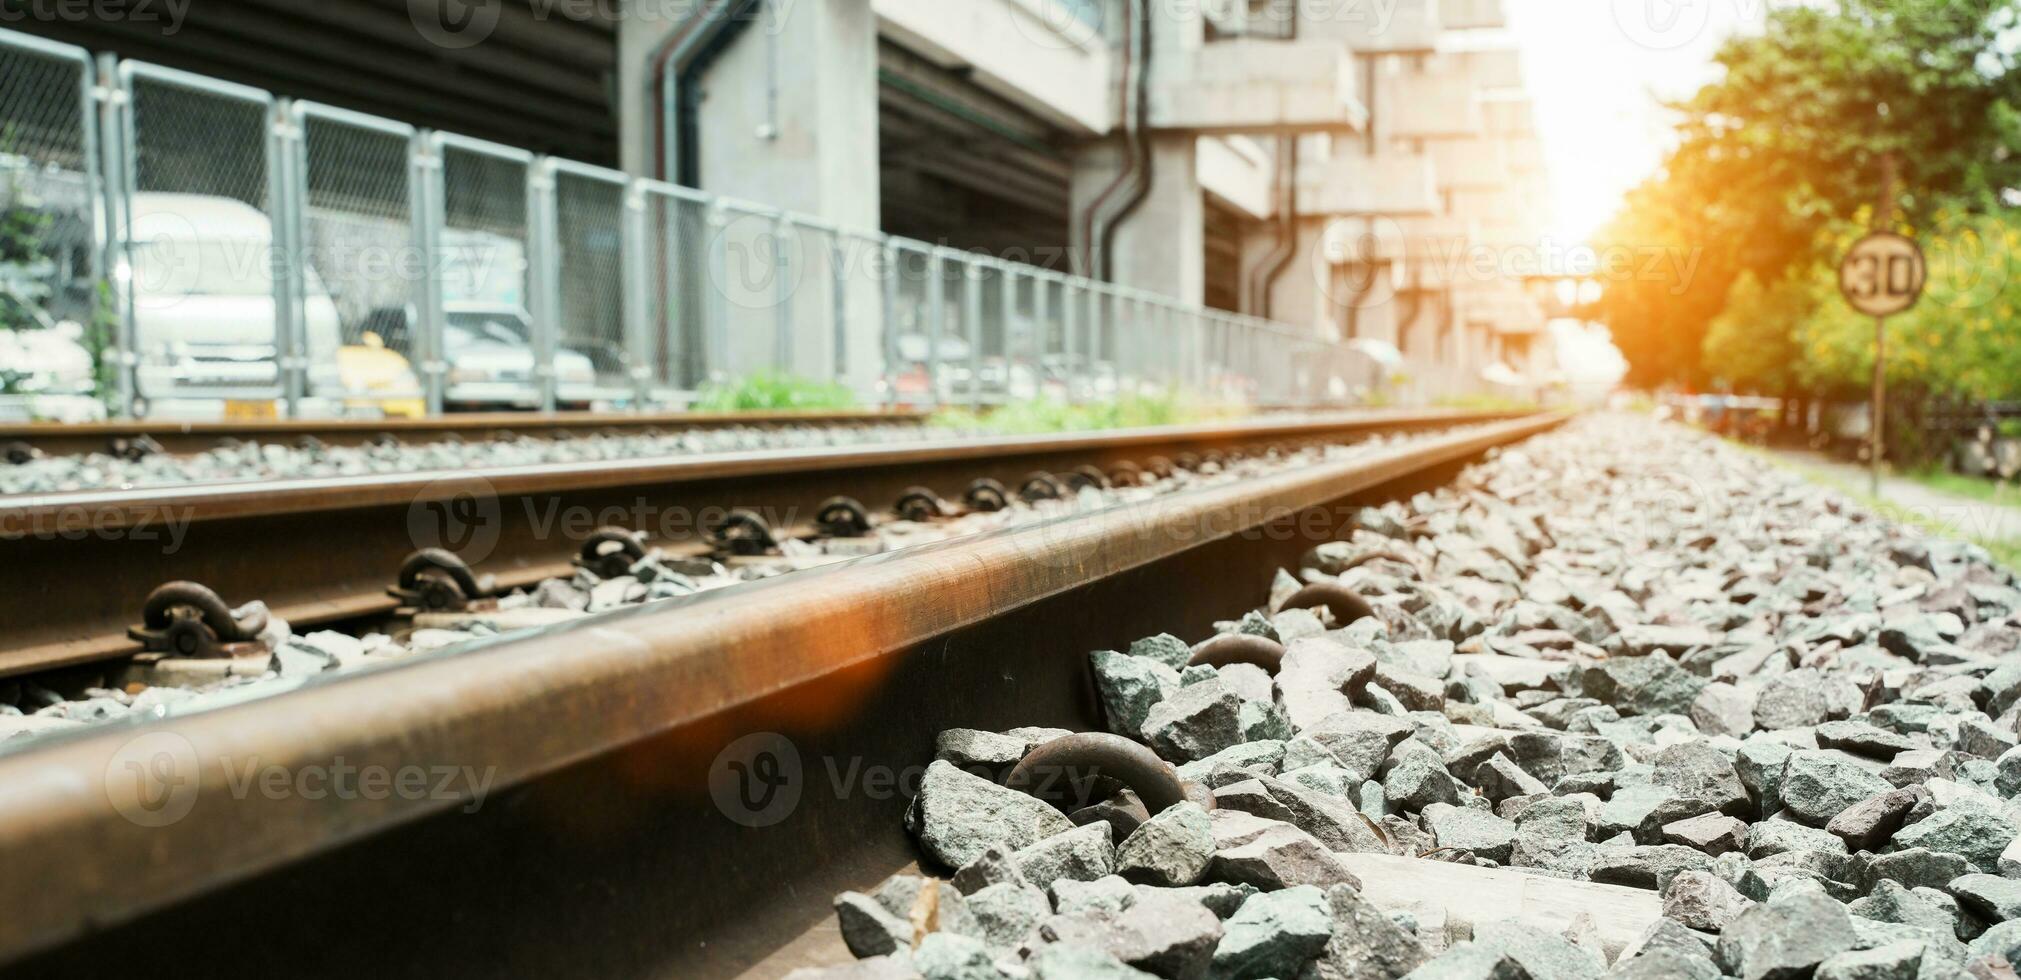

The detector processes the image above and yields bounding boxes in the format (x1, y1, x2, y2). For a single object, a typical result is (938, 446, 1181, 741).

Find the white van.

(125, 193, 404, 417)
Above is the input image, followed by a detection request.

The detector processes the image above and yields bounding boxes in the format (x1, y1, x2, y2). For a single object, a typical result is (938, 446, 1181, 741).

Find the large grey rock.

(934, 729, 1031, 775)
(1846, 878, 1959, 936)
(1608, 949, 1721, 980)
(1745, 819, 1847, 859)
(1015, 822, 1117, 888)
(957, 879, 1052, 950)
(1579, 655, 1706, 717)
(1865, 847, 1972, 890)
(1053, 875, 1138, 915)
(1470, 920, 1605, 980)
(1950, 873, 2021, 922)
(1177, 740, 1287, 784)
(1589, 844, 1716, 890)
(913, 932, 995, 980)
(951, 845, 1026, 896)
(1824, 786, 1920, 851)
(1890, 795, 2017, 872)
(1208, 818, 1363, 892)
(1780, 751, 1894, 827)
(1422, 803, 1518, 863)
(1393, 943, 1528, 979)
(1650, 741, 1750, 817)
(1116, 801, 1213, 887)
(1129, 633, 1194, 670)
(1212, 885, 1333, 979)
(1662, 812, 1748, 856)
(1662, 869, 1752, 931)
(1716, 891, 1860, 980)
(1092, 651, 1180, 739)
(1970, 918, 2021, 964)
(1026, 945, 1158, 979)
(1143, 679, 1247, 763)
(1735, 736, 1795, 816)
(1382, 752, 1463, 812)
(1814, 720, 1915, 760)
(1108, 890, 1224, 977)
(1811, 942, 1925, 980)
(1303, 882, 1432, 980)
(1290, 713, 1414, 783)
(910, 760, 1076, 869)
(1754, 669, 1834, 730)
(1274, 637, 1378, 731)
(834, 891, 914, 958)
(1690, 683, 1757, 738)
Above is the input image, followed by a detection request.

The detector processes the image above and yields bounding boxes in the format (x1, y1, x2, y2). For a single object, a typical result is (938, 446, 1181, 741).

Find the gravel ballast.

(801, 415, 2021, 979)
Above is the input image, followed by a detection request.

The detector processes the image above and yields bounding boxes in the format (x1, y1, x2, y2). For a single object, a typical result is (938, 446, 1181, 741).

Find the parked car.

(363, 301, 602, 411)
(125, 193, 422, 419)
(0, 291, 104, 422)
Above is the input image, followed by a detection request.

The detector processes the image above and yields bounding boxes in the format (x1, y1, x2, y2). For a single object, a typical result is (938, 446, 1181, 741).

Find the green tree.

(1594, 0, 2021, 390)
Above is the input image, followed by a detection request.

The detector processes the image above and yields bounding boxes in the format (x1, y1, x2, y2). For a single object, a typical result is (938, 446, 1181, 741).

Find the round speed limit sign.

(1839, 232, 1926, 317)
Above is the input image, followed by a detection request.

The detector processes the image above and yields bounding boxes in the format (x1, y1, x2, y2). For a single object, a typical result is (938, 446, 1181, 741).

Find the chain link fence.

(0, 32, 100, 420)
(3, 26, 1366, 420)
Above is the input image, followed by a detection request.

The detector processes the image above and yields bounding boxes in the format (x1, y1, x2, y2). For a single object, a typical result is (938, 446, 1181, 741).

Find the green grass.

(1744, 446, 2021, 573)
(693, 372, 857, 413)
(1431, 393, 1539, 413)
(1899, 465, 2021, 509)
(930, 392, 1237, 435)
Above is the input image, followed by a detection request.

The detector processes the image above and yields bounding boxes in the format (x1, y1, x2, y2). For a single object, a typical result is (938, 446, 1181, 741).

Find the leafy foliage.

(1593, 0, 2021, 392)
(931, 392, 1231, 435)
(692, 372, 857, 412)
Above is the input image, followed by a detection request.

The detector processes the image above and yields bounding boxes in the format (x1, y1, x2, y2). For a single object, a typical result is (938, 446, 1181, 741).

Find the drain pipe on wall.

(1079, 0, 1152, 282)
(650, 0, 765, 185)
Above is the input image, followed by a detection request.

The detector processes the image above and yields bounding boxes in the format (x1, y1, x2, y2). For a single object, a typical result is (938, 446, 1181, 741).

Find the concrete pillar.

(617, 1, 883, 394)
(1070, 135, 1204, 306)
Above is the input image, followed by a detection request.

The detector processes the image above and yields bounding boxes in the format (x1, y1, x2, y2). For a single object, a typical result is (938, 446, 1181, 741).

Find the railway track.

(1, 408, 1530, 679)
(0, 408, 929, 457)
(0, 409, 1564, 976)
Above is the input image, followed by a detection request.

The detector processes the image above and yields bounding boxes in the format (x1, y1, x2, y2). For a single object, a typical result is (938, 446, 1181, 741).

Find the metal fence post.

(410, 132, 446, 416)
(526, 156, 558, 411)
(831, 230, 849, 384)
(963, 256, 983, 409)
(95, 53, 137, 416)
(707, 201, 730, 387)
(773, 213, 793, 374)
(925, 247, 944, 409)
(879, 237, 898, 407)
(1000, 264, 1018, 400)
(271, 98, 307, 417)
(622, 179, 651, 408)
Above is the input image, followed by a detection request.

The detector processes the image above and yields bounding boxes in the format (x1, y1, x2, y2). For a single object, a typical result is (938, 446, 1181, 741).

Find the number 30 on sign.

(1839, 232, 1926, 317)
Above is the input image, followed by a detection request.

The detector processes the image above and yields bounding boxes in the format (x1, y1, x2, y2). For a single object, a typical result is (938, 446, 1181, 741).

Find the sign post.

(1838, 158, 1924, 498)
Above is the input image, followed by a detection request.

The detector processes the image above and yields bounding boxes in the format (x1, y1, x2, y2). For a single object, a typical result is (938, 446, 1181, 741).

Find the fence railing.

(0, 27, 1370, 419)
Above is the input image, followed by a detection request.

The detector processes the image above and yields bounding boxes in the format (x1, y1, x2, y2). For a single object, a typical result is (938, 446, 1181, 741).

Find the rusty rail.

(0, 408, 929, 457)
(0, 408, 1532, 677)
(0, 411, 1566, 976)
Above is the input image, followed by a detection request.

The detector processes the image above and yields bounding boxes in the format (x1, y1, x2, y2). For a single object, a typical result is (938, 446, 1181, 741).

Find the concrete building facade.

(606, 0, 1557, 401)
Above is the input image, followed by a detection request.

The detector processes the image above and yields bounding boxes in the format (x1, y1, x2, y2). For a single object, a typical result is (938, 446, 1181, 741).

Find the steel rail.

(0, 408, 1530, 677)
(0, 408, 929, 456)
(0, 411, 1566, 973)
